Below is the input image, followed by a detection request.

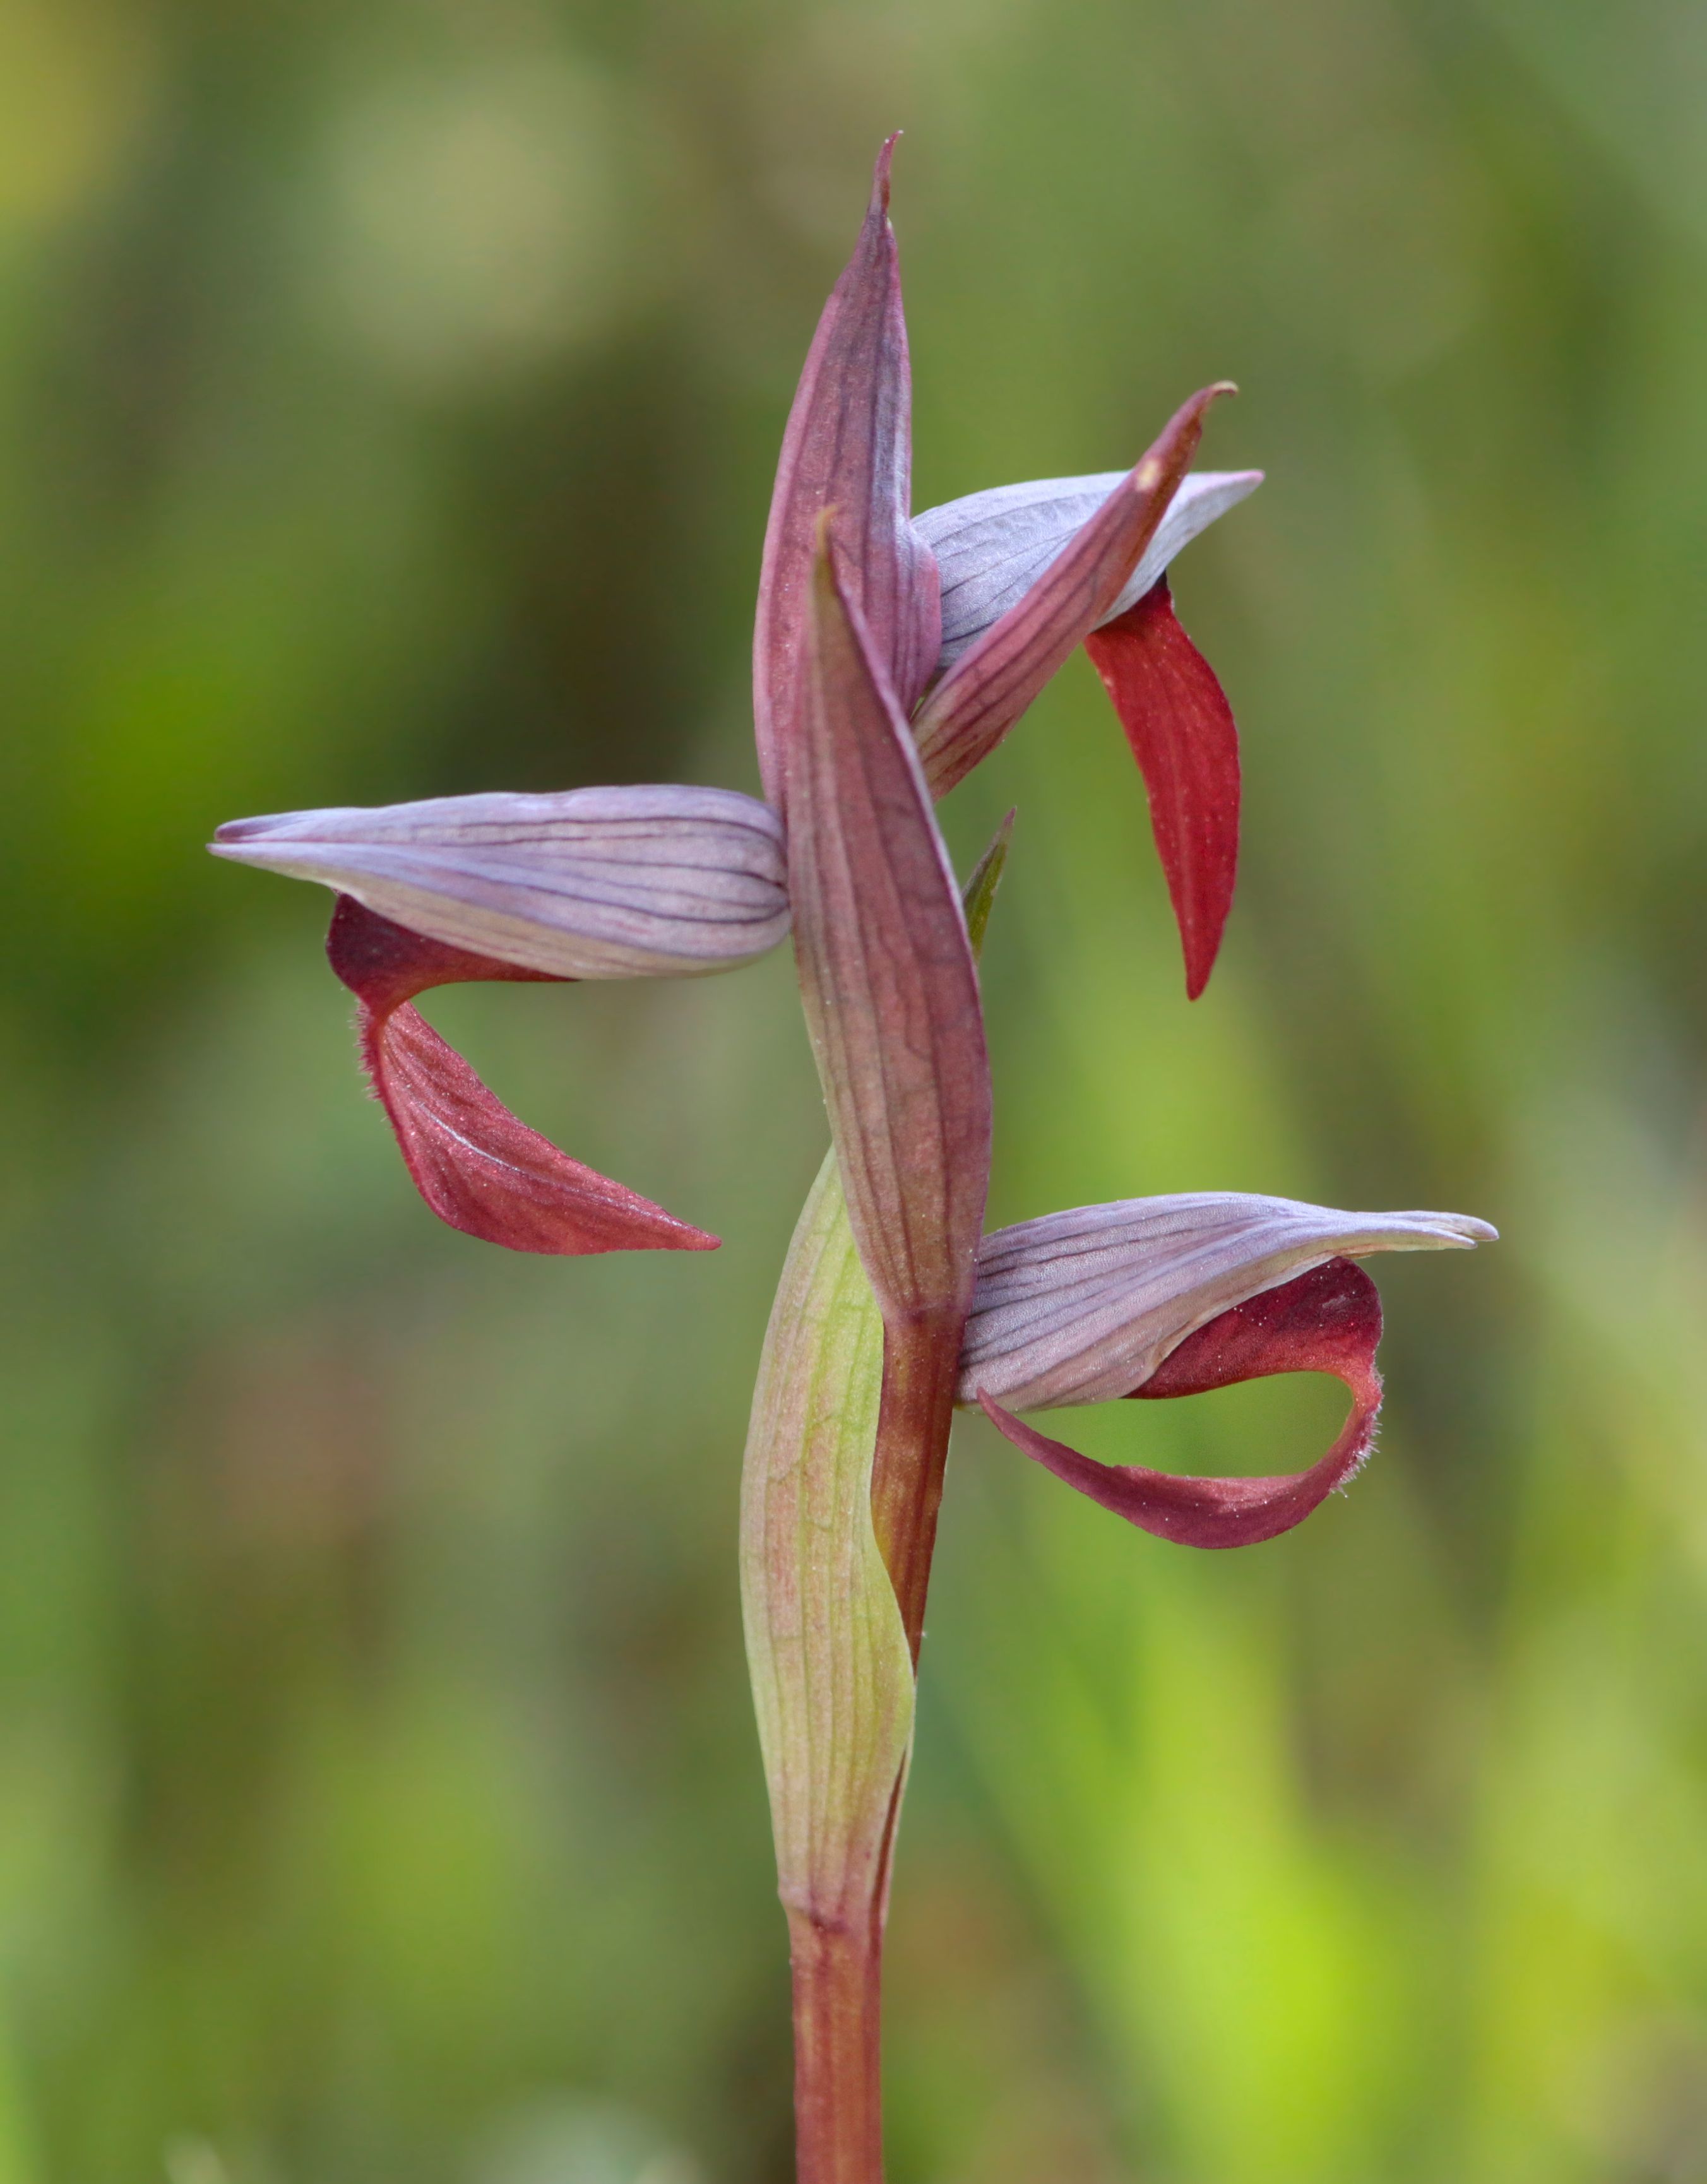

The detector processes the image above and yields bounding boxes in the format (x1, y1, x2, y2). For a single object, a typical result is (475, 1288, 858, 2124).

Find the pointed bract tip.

(1160, 381, 1239, 449)
(210, 812, 295, 856)
(1178, 381, 1238, 436)
(871, 132, 901, 213)
(961, 809, 1017, 962)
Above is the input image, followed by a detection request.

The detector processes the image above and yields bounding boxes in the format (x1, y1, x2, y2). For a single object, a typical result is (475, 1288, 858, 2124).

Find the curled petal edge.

(977, 1258, 1383, 1550)
(328, 894, 718, 1256)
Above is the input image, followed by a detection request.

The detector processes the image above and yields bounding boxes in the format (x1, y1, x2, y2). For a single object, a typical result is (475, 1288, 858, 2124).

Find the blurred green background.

(2, 0, 1704, 2178)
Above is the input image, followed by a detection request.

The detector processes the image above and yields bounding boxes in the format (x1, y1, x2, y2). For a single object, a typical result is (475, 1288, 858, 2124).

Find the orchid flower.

(962, 1194, 1496, 1546)
(210, 134, 1494, 2184)
(211, 785, 788, 1250)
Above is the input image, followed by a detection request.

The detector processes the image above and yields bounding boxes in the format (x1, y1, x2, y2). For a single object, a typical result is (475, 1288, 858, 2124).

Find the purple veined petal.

(917, 466, 1263, 672)
(958, 1190, 1496, 1413)
(753, 134, 941, 816)
(912, 385, 1236, 800)
(211, 783, 789, 980)
(977, 1257, 1386, 1550)
(324, 894, 720, 1256)
(790, 527, 992, 1326)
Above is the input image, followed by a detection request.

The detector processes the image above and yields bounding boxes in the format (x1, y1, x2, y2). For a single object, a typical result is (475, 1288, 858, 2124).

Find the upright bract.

(912, 383, 1233, 797)
(789, 540, 992, 1642)
(753, 134, 940, 816)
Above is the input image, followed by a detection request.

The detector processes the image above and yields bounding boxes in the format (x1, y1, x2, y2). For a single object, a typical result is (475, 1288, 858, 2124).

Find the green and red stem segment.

(751, 139, 1246, 2184)
(773, 533, 990, 2181)
(758, 800, 1018, 2184)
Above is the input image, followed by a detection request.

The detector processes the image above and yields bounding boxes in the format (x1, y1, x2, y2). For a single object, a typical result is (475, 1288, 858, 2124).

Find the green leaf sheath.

(740, 1152, 915, 2183)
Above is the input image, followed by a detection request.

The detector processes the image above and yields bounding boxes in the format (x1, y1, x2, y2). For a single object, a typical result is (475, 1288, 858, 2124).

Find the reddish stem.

(787, 1307, 961, 2180)
(869, 1311, 964, 1661)
(788, 1911, 887, 2184)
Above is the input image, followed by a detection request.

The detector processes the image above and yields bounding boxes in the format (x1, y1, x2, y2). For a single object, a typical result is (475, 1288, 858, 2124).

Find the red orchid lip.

(324, 894, 718, 1257)
(978, 1257, 1388, 1552)
(1085, 576, 1241, 999)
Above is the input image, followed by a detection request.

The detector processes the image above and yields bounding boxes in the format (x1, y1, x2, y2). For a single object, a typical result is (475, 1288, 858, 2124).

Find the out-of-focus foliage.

(1, 0, 1704, 2178)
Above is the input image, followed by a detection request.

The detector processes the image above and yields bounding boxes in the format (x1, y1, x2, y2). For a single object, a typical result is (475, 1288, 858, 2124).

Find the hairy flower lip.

(918, 466, 1264, 671)
(210, 783, 790, 981)
(958, 1192, 1496, 1411)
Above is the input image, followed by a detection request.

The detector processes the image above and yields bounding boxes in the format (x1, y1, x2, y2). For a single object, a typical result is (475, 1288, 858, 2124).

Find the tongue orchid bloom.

(961, 1194, 1497, 1547)
(210, 136, 1494, 2184)
(211, 785, 788, 1252)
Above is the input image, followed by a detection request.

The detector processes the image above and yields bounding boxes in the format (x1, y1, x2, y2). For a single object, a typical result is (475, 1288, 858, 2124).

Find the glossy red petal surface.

(359, 1002, 718, 1256)
(977, 1259, 1383, 1549)
(1083, 577, 1240, 1000)
(328, 894, 718, 1256)
(753, 136, 939, 816)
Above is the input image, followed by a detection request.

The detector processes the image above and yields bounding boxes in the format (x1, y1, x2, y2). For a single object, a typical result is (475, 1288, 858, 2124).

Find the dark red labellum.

(326, 895, 719, 1256)
(977, 1258, 1383, 1549)
(1083, 577, 1240, 1001)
